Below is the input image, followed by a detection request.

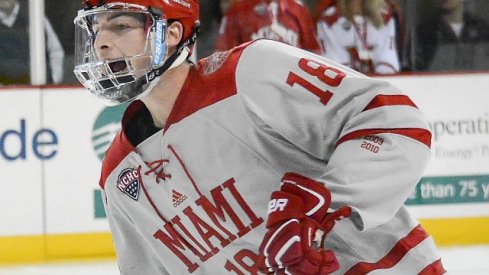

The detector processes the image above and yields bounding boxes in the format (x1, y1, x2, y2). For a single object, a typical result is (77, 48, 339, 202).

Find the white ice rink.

(0, 245, 488, 275)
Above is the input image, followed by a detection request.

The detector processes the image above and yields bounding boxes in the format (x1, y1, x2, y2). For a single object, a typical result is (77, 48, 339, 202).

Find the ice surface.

(0, 245, 488, 275)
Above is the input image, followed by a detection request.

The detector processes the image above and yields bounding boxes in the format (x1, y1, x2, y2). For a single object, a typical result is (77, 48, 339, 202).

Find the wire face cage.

(73, 3, 168, 105)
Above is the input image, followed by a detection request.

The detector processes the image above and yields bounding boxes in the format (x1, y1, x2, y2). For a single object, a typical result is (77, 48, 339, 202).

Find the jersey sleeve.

(235, 40, 431, 231)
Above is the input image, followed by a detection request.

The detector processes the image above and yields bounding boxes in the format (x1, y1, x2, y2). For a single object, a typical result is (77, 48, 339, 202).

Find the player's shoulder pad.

(234, 39, 337, 94)
(235, 39, 375, 98)
(197, 40, 255, 79)
(236, 38, 322, 70)
(236, 38, 321, 70)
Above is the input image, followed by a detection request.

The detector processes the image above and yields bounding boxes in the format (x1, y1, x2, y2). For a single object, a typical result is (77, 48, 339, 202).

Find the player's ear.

(166, 21, 184, 51)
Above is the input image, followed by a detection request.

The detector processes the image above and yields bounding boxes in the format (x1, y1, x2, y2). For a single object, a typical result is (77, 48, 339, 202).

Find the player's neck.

(140, 61, 191, 128)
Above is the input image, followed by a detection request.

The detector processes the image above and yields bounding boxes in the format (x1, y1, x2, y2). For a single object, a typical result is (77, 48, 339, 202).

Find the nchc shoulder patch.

(116, 168, 140, 201)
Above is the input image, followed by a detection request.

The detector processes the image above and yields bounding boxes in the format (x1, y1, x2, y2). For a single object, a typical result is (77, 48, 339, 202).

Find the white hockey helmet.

(73, 0, 200, 105)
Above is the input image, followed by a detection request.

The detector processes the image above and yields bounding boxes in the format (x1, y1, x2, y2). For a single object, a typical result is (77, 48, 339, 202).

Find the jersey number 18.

(287, 58, 346, 105)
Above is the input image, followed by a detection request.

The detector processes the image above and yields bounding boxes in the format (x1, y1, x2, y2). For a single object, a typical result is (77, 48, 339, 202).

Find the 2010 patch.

(117, 168, 140, 201)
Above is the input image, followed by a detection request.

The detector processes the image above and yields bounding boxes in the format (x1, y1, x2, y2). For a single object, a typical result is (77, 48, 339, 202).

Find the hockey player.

(73, 0, 445, 274)
(214, 0, 320, 53)
(316, 0, 400, 74)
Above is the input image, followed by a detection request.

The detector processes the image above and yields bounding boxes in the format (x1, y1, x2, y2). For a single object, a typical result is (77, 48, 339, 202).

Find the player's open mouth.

(108, 60, 128, 73)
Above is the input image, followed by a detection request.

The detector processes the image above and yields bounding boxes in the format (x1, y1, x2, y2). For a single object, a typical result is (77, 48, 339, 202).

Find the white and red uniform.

(316, 5, 400, 74)
(100, 40, 444, 274)
(215, 0, 320, 53)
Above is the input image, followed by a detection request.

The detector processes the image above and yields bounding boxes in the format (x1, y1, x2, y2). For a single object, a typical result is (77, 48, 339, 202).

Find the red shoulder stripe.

(345, 225, 430, 274)
(99, 101, 146, 189)
(363, 94, 417, 111)
(418, 259, 446, 275)
(336, 128, 432, 148)
(99, 130, 134, 190)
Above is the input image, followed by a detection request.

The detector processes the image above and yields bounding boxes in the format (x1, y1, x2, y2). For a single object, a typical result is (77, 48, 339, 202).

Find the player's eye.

(107, 22, 143, 35)
(90, 22, 142, 37)
(113, 23, 131, 31)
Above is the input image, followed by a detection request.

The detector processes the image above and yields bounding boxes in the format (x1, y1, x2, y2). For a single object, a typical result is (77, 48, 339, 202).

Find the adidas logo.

(172, 190, 188, 208)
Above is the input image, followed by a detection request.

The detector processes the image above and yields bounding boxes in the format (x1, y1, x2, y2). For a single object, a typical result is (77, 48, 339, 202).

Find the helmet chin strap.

(168, 46, 190, 70)
(135, 46, 189, 101)
(146, 45, 189, 82)
(147, 20, 199, 80)
(137, 22, 199, 100)
(136, 75, 160, 101)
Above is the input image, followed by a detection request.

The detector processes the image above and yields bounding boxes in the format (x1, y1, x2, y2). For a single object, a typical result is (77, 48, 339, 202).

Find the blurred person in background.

(413, 0, 489, 71)
(219, 0, 233, 13)
(196, 0, 223, 59)
(214, 0, 320, 53)
(316, 0, 400, 74)
(0, 0, 64, 85)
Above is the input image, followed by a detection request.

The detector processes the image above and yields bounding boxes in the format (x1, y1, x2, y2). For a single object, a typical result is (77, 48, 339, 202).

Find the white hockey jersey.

(316, 6, 400, 74)
(100, 39, 444, 274)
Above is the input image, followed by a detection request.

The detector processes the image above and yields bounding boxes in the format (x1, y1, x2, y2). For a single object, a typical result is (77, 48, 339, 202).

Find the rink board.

(1, 72, 489, 264)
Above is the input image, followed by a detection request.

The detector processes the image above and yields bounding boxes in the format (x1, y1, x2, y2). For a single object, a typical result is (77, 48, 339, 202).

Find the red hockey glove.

(258, 173, 351, 275)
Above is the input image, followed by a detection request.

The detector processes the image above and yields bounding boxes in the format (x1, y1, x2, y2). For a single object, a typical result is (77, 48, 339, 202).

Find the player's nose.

(94, 30, 115, 59)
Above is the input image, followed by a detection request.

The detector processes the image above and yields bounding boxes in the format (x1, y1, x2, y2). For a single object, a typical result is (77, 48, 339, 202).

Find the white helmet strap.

(146, 22, 199, 82)
(168, 46, 190, 70)
(135, 47, 189, 100)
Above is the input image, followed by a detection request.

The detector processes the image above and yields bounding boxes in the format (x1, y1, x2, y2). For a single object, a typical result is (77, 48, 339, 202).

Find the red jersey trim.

(99, 101, 147, 189)
(163, 42, 252, 132)
(138, 165, 169, 223)
(418, 259, 446, 275)
(336, 128, 432, 148)
(344, 225, 430, 275)
(99, 130, 135, 189)
(99, 43, 252, 189)
(363, 94, 418, 111)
